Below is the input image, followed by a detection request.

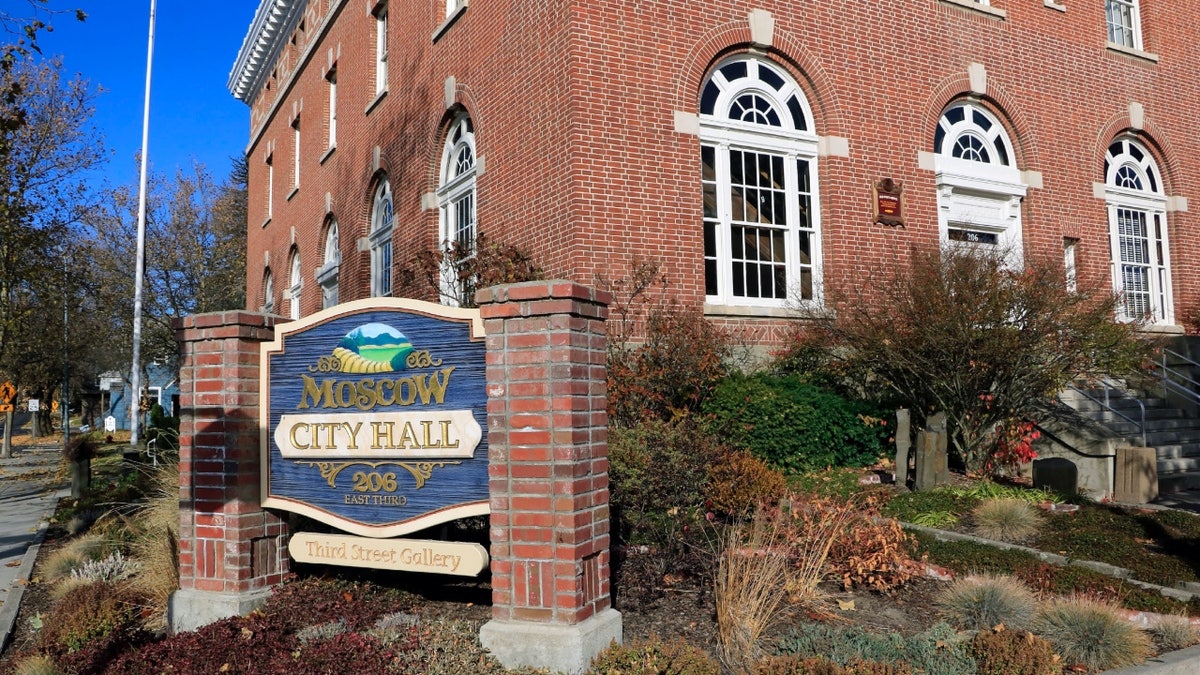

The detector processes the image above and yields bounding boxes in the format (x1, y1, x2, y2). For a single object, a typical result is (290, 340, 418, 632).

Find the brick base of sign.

(480, 608, 623, 674)
(170, 311, 289, 633)
(477, 281, 622, 671)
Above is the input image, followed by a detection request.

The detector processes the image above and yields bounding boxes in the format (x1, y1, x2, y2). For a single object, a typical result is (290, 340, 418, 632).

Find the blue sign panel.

(261, 298, 488, 538)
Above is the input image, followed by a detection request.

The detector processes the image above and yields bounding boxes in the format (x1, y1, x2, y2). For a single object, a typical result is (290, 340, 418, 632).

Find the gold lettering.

(440, 419, 460, 448)
(336, 381, 355, 408)
(414, 367, 455, 405)
(398, 421, 419, 448)
(356, 379, 374, 410)
(298, 374, 333, 409)
(377, 379, 396, 406)
(421, 420, 440, 448)
(344, 422, 362, 450)
(289, 422, 310, 449)
(371, 421, 393, 448)
(395, 377, 417, 405)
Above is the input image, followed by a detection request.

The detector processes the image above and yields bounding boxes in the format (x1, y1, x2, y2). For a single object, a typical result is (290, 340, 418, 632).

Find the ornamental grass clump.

(715, 508, 798, 675)
(936, 574, 1036, 631)
(1149, 614, 1198, 652)
(1032, 596, 1151, 671)
(972, 498, 1041, 543)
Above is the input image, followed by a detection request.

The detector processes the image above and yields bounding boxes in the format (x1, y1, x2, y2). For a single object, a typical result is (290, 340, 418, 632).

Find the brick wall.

(478, 281, 613, 624)
(175, 312, 288, 596)
(240, 0, 1200, 344)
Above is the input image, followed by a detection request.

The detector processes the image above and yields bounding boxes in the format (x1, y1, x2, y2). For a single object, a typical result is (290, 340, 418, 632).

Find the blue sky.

(24, 0, 259, 186)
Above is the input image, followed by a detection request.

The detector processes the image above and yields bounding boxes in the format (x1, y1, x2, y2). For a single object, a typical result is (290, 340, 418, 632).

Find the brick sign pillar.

(169, 312, 289, 633)
(477, 281, 622, 673)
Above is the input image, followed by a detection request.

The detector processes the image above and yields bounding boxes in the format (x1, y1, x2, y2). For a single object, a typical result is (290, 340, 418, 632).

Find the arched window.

(699, 56, 820, 307)
(436, 113, 477, 306)
(315, 219, 340, 309)
(370, 179, 393, 297)
(262, 268, 275, 314)
(287, 249, 302, 319)
(1105, 137, 1170, 323)
(933, 102, 1025, 260)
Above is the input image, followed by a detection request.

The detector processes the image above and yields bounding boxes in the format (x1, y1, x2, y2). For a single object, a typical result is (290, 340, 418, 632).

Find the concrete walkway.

(0, 443, 69, 655)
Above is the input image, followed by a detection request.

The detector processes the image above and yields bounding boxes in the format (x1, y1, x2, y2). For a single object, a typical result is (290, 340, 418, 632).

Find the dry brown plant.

(125, 462, 180, 632)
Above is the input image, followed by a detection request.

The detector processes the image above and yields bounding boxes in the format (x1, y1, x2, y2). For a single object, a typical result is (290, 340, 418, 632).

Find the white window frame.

(265, 153, 274, 222)
(374, 4, 389, 96)
(1106, 0, 1143, 50)
(698, 56, 822, 310)
(262, 269, 275, 313)
(933, 102, 1026, 265)
(326, 68, 337, 150)
(1105, 138, 1171, 324)
(291, 116, 301, 189)
(287, 249, 302, 319)
(370, 180, 394, 297)
(436, 113, 478, 306)
(315, 219, 340, 309)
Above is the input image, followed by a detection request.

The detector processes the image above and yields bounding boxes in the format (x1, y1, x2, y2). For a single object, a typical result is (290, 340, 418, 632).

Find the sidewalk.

(0, 443, 69, 655)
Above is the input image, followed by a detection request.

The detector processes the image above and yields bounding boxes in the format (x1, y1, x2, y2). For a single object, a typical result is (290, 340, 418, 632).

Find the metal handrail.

(1066, 382, 1146, 447)
(1151, 348, 1200, 408)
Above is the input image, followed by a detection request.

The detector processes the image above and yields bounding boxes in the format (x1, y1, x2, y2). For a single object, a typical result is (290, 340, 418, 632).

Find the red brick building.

(229, 0, 1198, 342)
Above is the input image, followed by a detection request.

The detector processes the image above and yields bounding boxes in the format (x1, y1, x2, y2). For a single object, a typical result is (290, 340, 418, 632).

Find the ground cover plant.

(885, 483, 1200, 587)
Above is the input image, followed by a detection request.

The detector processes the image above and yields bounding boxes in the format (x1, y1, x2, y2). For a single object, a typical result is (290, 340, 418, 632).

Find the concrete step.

(1157, 457, 1200, 475)
(1159, 471, 1200, 494)
(1097, 418, 1200, 436)
(1155, 444, 1200, 460)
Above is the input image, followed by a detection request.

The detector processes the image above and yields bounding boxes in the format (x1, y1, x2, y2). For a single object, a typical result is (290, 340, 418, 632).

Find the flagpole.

(130, 0, 156, 444)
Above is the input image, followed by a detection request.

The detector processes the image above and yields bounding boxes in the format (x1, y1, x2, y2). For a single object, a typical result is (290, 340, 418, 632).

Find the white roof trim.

(228, 0, 306, 102)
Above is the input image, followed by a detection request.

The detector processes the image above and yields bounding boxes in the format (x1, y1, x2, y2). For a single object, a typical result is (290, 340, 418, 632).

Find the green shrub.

(1032, 597, 1151, 671)
(609, 416, 723, 546)
(703, 373, 889, 474)
(968, 628, 1061, 675)
(588, 637, 719, 674)
(972, 499, 1041, 543)
(774, 623, 976, 675)
(937, 574, 1036, 631)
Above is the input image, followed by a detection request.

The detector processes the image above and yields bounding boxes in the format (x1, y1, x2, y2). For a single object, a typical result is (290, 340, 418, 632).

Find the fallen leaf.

(5, 560, 20, 568)
(219, 664, 231, 673)
(837, 599, 855, 611)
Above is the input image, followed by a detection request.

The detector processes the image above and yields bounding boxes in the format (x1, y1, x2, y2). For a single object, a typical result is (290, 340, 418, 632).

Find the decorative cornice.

(227, 0, 306, 102)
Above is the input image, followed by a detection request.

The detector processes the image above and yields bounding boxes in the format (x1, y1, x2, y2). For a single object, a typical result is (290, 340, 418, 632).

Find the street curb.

(1100, 643, 1200, 675)
(0, 517, 50, 655)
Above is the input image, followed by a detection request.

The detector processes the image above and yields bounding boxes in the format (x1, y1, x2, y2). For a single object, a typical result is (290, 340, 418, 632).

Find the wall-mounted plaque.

(873, 178, 905, 226)
(261, 298, 488, 538)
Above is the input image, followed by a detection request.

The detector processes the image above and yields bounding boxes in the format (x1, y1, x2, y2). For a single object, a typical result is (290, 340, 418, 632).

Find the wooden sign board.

(290, 532, 488, 576)
(261, 298, 488, 539)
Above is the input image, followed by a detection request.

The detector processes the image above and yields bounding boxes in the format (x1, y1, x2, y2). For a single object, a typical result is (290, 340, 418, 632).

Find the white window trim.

(265, 153, 274, 224)
(262, 270, 275, 314)
(1104, 139, 1171, 325)
(315, 220, 340, 308)
(933, 103, 1027, 265)
(326, 69, 337, 151)
(291, 116, 301, 190)
(374, 5, 389, 97)
(370, 181, 394, 297)
(436, 115, 478, 306)
(1106, 0, 1144, 51)
(698, 57, 823, 310)
(288, 251, 302, 319)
